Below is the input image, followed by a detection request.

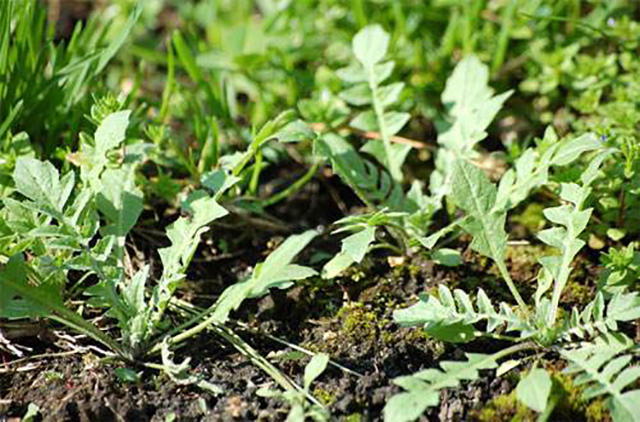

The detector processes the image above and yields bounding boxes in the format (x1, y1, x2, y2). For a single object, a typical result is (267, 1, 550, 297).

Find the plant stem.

(367, 67, 401, 182)
(249, 148, 263, 195)
(148, 302, 323, 407)
(263, 162, 319, 207)
(496, 260, 529, 316)
(492, 340, 537, 361)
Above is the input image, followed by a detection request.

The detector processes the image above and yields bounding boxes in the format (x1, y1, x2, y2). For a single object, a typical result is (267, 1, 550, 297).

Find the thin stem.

(366, 67, 400, 182)
(231, 320, 363, 378)
(496, 260, 529, 317)
(368, 242, 403, 255)
(148, 304, 322, 407)
(492, 341, 537, 361)
(263, 162, 320, 207)
(249, 148, 263, 195)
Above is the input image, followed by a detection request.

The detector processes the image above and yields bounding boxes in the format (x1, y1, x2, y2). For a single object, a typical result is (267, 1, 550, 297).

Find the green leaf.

(212, 230, 318, 323)
(321, 251, 355, 279)
(94, 110, 132, 153)
(431, 248, 462, 267)
(385, 353, 498, 421)
(96, 168, 143, 238)
(383, 391, 437, 422)
(394, 285, 531, 340)
(438, 56, 512, 153)
(360, 141, 411, 179)
(315, 134, 398, 206)
(160, 192, 228, 279)
(13, 157, 70, 214)
(114, 367, 142, 384)
(449, 160, 507, 262)
(22, 403, 40, 422)
(0, 255, 126, 356)
(341, 226, 376, 262)
(160, 339, 223, 395)
(561, 333, 640, 422)
(516, 368, 552, 412)
(303, 353, 329, 391)
(384, 111, 410, 136)
(551, 133, 600, 166)
(340, 83, 371, 106)
(352, 24, 389, 69)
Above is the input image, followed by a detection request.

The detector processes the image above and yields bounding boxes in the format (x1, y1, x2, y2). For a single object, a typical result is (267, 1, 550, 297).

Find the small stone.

(387, 256, 405, 267)
(323, 331, 337, 342)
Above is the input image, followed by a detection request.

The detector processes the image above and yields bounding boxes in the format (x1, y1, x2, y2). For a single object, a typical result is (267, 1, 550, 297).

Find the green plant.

(0, 105, 318, 364)
(384, 146, 640, 421)
(0, 0, 141, 154)
(257, 353, 331, 421)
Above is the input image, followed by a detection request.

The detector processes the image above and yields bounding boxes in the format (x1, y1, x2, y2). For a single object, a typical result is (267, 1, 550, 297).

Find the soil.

(0, 175, 611, 421)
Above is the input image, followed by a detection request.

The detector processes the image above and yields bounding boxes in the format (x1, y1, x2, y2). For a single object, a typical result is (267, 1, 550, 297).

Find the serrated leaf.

(438, 56, 512, 153)
(158, 191, 228, 304)
(13, 157, 67, 214)
(449, 160, 507, 261)
(561, 333, 640, 422)
(96, 168, 143, 238)
(212, 230, 318, 323)
(385, 352, 498, 421)
(516, 368, 552, 412)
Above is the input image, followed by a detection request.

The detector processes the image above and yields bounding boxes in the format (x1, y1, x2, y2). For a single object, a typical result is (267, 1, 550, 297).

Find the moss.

(513, 202, 546, 234)
(560, 280, 591, 305)
(585, 400, 609, 422)
(312, 387, 337, 406)
(344, 413, 363, 422)
(552, 373, 610, 421)
(337, 302, 380, 342)
(472, 391, 535, 422)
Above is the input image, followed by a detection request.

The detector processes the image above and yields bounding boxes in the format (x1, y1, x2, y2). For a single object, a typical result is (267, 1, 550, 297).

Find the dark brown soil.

(0, 173, 615, 422)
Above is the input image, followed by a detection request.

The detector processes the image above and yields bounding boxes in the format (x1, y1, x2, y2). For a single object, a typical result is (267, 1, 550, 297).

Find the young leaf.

(94, 110, 132, 153)
(561, 333, 640, 422)
(96, 168, 143, 239)
(428, 55, 511, 210)
(394, 285, 532, 342)
(352, 25, 389, 70)
(448, 159, 527, 310)
(303, 353, 329, 391)
(449, 159, 507, 261)
(516, 368, 552, 412)
(538, 151, 606, 325)
(384, 353, 499, 422)
(341, 225, 376, 263)
(13, 157, 71, 215)
(343, 25, 409, 181)
(212, 230, 318, 323)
